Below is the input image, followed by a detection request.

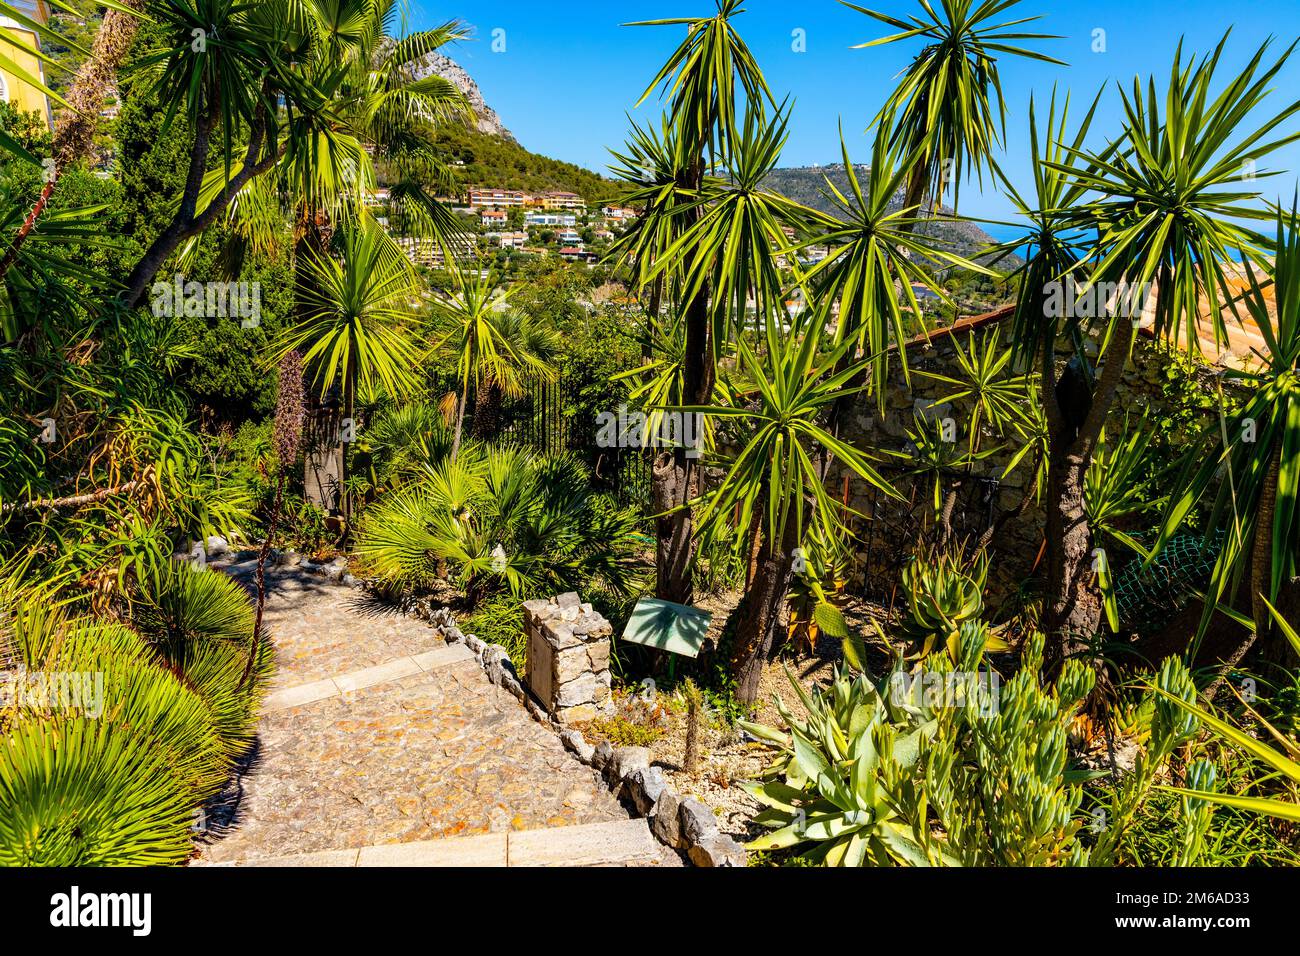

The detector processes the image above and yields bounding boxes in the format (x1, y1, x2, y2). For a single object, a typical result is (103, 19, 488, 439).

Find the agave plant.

(740, 666, 949, 866)
(785, 528, 851, 655)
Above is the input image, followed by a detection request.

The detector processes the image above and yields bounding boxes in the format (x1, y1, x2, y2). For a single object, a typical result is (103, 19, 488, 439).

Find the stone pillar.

(523, 592, 613, 724)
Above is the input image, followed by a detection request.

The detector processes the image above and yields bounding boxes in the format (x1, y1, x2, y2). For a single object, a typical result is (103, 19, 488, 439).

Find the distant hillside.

(764, 164, 1020, 270)
(432, 124, 623, 205)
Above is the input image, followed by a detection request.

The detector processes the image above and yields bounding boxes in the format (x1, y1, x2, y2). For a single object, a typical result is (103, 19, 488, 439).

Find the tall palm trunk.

(471, 380, 501, 439)
(0, 1, 143, 282)
(732, 515, 798, 705)
(1042, 316, 1136, 673)
(296, 216, 344, 513)
(450, 378, 468, 462)
(652, 154, 711, 605)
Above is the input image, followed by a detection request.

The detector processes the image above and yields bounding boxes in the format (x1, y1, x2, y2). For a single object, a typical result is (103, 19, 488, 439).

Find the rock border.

(407, 597, 747, 868)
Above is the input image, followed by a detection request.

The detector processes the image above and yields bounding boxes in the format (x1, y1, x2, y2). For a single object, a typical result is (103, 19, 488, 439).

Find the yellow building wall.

(0, 23, 53, 129)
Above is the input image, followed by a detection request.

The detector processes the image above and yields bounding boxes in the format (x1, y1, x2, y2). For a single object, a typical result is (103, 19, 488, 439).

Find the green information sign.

(621, 597, 713, 658)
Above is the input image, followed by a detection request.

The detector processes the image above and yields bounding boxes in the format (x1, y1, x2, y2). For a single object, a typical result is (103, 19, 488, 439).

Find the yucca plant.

(617, 0, 777, 605)
(918, 328, 1038, 462)
(846, 0, 1064, 216)
(1155, 204, 1300, 667)
(281, 221, 425, 431)
(1084, 414, 1162, 631)
(1004, 35, 1300, 662)
(795, 125, 991, 403)
(428, 270, 555, 460)
(892, 410, 994, 531)
(680, 313, 898, 703)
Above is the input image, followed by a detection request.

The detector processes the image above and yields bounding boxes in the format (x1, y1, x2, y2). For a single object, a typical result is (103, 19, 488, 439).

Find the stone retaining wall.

(831, 316, 1241, 601)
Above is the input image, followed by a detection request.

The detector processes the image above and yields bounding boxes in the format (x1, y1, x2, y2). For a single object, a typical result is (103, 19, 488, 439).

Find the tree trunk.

(1042, 316, 1136, 672)
(732, 520, 798, 706)
(471, 381, 501, 439)
(450, 387, 467, 462)
(1042, 447, 1099, 656)
(121, 100, 281, 308)
(649, 153, 712, 604)
(1202, 441, 1288, 695)
(302, 403, 343, 513)
(652, 449, 695, 605)
(295, 217, 344, 513)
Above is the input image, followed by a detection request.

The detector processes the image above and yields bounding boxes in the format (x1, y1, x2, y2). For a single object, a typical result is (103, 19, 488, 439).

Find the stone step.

(260, 644, 475, 713)
(200, 819, 664, 867)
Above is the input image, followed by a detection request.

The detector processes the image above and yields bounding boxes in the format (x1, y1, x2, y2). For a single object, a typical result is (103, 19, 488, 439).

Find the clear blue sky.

(410, 0, 1300, 223)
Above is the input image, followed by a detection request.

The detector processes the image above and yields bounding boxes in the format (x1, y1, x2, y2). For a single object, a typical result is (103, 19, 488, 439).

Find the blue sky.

(410, 0, 1300, 224)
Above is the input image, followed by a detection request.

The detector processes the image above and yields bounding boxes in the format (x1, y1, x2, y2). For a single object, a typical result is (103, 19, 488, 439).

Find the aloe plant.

(896, 551, 1007, 662)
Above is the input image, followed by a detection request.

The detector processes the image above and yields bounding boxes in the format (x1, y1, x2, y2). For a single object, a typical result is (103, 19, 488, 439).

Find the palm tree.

(469, 308, 562, 441)
(682, 314, 898, 704)
(844, 0, 1064, 218)
(617, 0, 774, 604)
(428, 270, 555, 460)
(276, 221, 424, 514)
(117, 0, 301, 307)
(355, 446, 641, 607)
(190, 1, 470, 510)
(1021, 37, 1300, 665)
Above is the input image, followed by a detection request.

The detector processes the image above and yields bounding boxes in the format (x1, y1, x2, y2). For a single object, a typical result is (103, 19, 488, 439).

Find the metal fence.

(505, 373, 652, 511)
(849, 469, 1003, 611)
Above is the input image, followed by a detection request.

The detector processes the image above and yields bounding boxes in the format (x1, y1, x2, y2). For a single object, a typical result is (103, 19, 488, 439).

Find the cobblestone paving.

(226, 566, 444, 688)
(195, 566, 638, 864)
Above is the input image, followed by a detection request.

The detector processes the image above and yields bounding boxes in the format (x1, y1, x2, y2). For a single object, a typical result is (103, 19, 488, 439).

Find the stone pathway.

(194, 564, 676, 866)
